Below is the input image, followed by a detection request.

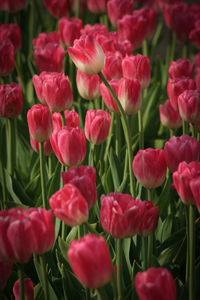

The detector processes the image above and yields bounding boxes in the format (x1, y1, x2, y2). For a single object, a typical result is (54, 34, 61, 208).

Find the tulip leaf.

(47, 160, 62, 199)
(108, 147, 121, 191)
(58, 236, 69, 261)
(156, 215, 174, 243)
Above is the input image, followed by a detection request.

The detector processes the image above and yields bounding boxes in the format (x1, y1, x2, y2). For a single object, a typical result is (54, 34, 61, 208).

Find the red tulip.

(107, 0, 134, 27)
(189, 27, 200, 49)
(49, 183, 88, 226)
(139, 201, 159, 236)
(0, 83, 23, 118)
(100, 79, 120, 113)
(13, 278, 34, 300)
(159, 99, 182, 129)
(168, 58, 193, 80)
(102, 52, 123, 81)
(76, 70, 101, 100)
(58, 17, 83, 47)
(0, 0, 27, 12)
(64, 109, 80, 128)
(0, 261, 12, 290)
(52, 112, 63, 131)
(43, 0, 69, 18)
(0, 40, 15, 77)
(190, 177, 200, 212)
(0, 23, 22, 51)
(88, 0, 107, 14)
(132, 148, 167, 189)
(178, 90, 200, 124)
(62, 165, 97, 208)
(68, 234, 112, 288)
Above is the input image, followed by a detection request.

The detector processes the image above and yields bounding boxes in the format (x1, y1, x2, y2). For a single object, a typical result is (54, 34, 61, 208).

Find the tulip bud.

(107, 0, 134, 27)
(0, 24, 22, 51)
(135, 267, 177, 300)
(49, 183, 88, 226)
(84, 109, 111, 145)
(100, 79, 120, 113)
(68, 35, 105, 75)
(190, 177, 200, 212)
(68, 234, 112, 288)
(44, 0, 69, 18)
(122, 54, 151, 89)
(118, 77, 142, 115)
(50, 126, 86, 166)
(189, 27, 200, 49)
(27, 104, 52, 143)
(168, 58, 193, 79)
(178, 90, 200, 124)
(0, 41, 15, 77)
(139, 201, 159, 236)
(102, 52, 123, 81)
(0, 0, 27, 13)
(164, 135, 200, 172)
(62, 165, 97, 208)
(0, 83, 23, 118)
(0, 261, 12, 290)
(64, 109, 80, 128)
(76, 70, 101, 100)
(13, 278, 34, 300)
(88, 0, 107, 14)
(58, 17, 83, 47)
(132, 148, 167, 189)
(159, 99, 182, 129)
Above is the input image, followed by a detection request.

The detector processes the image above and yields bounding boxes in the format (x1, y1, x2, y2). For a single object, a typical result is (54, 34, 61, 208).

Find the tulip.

(0, 24, 22, 51)
(58, 17, 83, 47)
(189, 27, 200, 49)
(50, 126, 86, 166)
(76, 70, 101, 100)
(0, 261, 12, 290)
(195, 69, 200, 90)
(68, 35, 105, 75)
(62, 165, 97, 208)
(30, 138, 53, 156)
(84, 109, 111, 145)
(0, 208, 33, 264)
(164, 135, 200, 172)
(194, 53, 200, 71)
(27, 208, 55, 255)
(52, 112, 63, 131)
(0, 40, 15, 77)
(178, 90, 200, 124)
(107, 0, 134, 27)
(43, 0, 69, 18)
(27, 104, 52, 143)
(167, 77, 196, 111)
(102, 52, 123, 80)
(68, 234, 112, 288)
(88, 0, 107, 14)
(190, 177, 200, 212)
(49, 183, 88, 226)
(100, 79, 120, 113)
(118, 77, 142, 115)
(64, 109, 80, 128)
(0, 0, 27, 12)
(33, 32, 60, 48)
(168, 58, 193, 80)
(159, 99, 182, 129)
(132, 148, 167, 189)
(13, 278, 34, 300)
(0, 83, 23, 118)
(122, 54, 151, 89)
(139, 201, 159, 236)
(134, 6, 158, 40)
(135, 267, 177, 300)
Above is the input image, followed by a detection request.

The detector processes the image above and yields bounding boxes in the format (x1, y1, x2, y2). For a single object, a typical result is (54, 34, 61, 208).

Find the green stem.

(170, 32, 176, 63)
(84, 222, 99, 235)
(104, 112, 114, 163)
(62, 221, 66, 240)
(69, 56, 76, 98)
(182, 120, 188, 135)
(75, 0, 81, 18)
(18, 264, 25, 300)
(138, 109, 144, 149)
(191, 124, 196, 139)
(182, 44, 188, 59)
(147, 189, 153, 268)
(116, 238, 123, 300)
(99, 72, 135, 197)
(96, 287, 109, 300)
(185, 206, 189, 290)
(7, 118, 15, 177)
(89, 143, 95, 167)
(39, 142, 47, 209)
(0, 156, 7, 209)
(115, 113, 121, 160)
(142, 39, 148, 57)
(142, 236, 148, 270)
(169, 129, 174, 138)
(112, 264, 118, 300)
(40, 255, 50, 300)
(151, 19, 163, 58)
(189, 205, 195, 300)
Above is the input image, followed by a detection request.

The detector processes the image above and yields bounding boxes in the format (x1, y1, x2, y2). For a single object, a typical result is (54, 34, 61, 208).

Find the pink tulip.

(102, 52, 123, 80)
(88, 0, 107, 14)
(64, 109, 80, 128)
(132, 148, 167, 189)
(0, 261, 12, 290)
(107, 0, 134, 27)
(139, 201, 159, 236)
(190, 177, 200, 212)
(58, 17, 83, 47)
(0, 83, 23, 118)
(168, 58, 193, 80)
(76, 70, 101, 100)
(68, 234, 112, 288)
(30, 138, 53, 156)
(178, 90, 200, 124)
(195, 69, 200, 90)
(50, 126, 86, 166)
(189, 27, 200, 49)
(100, 79, 120, 113)
(84, 109, 111, 145)
(13, 278, 34, 300)
(0, 23, 22, 51)
(164, 135, 200, 172)
(49, 183, 88, 226)
(0, 0, 27, 12)
(135, 267, 177, 300)
(68, 35, 105, 75)
(0, 40, 15, 77)
(122, 54, 151, 89)
(159, 99, 182, 129)
(27, 104, 52, 142)
(134, 6, 158, 40)
(118, 77, 142, 115)
(62, 165, 97, 208)
(43, 0, 69, 18)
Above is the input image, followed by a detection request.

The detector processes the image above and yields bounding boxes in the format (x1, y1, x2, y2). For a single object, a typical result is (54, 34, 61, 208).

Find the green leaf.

(108, 147, 121, 190)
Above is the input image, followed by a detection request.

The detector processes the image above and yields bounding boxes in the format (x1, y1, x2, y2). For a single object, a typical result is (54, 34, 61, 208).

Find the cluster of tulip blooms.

(0, 0, 200, 299)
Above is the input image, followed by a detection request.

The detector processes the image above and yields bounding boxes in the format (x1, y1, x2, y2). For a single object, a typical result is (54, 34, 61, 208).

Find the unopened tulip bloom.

(13, 278, 34, 300)
(27, 104, 52, 142)
(0, 41, 15, 77)
(88, 0, 107, 14)
(167, 77, 196, 111)
(194, 53, 200, 71)
(132, 148, 167, 189)
(168, 58, 193, 79)
(190, 177, 200, 211)
(107, 0, 134, 27)
(52, 112, 63, 131)
(44, 0, 69, 18)
(189, 27, 200, 49)
(100, 79, 120, 113)
(134, 6, 158, 40)
(195, 69, 200, 90)
(68, 35, 105, 75)
(122, 54, 150, 89)
(0, 83, 23, 118)
(0, 261, 12, 290)
(58, 17, 83, 47)
(0, 208, 33, 263)
(62, 165, 97, 208)
(50, 126, 86, 166)
(164, 135, 200, 172)
(139, 201, 159, 236)
(76, 70, 101, 100)
(85, 109, 111, 145)
(118, 77, 142, 115)
(178, 90, 200, 124)
(102, 52, 123, 80)
(173, 161, 200, 205)
(159, 99, 182, 129)
(30, 138, 53, 156)
(49, 183, 88, 226)
(0, 0, 27, 12)
(68, 234, 112, 288)
(27, 208, 55, 255)
(64, 109, 80, 128)
(135, 268, 177, 300)
(0, 24, 22, 51)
